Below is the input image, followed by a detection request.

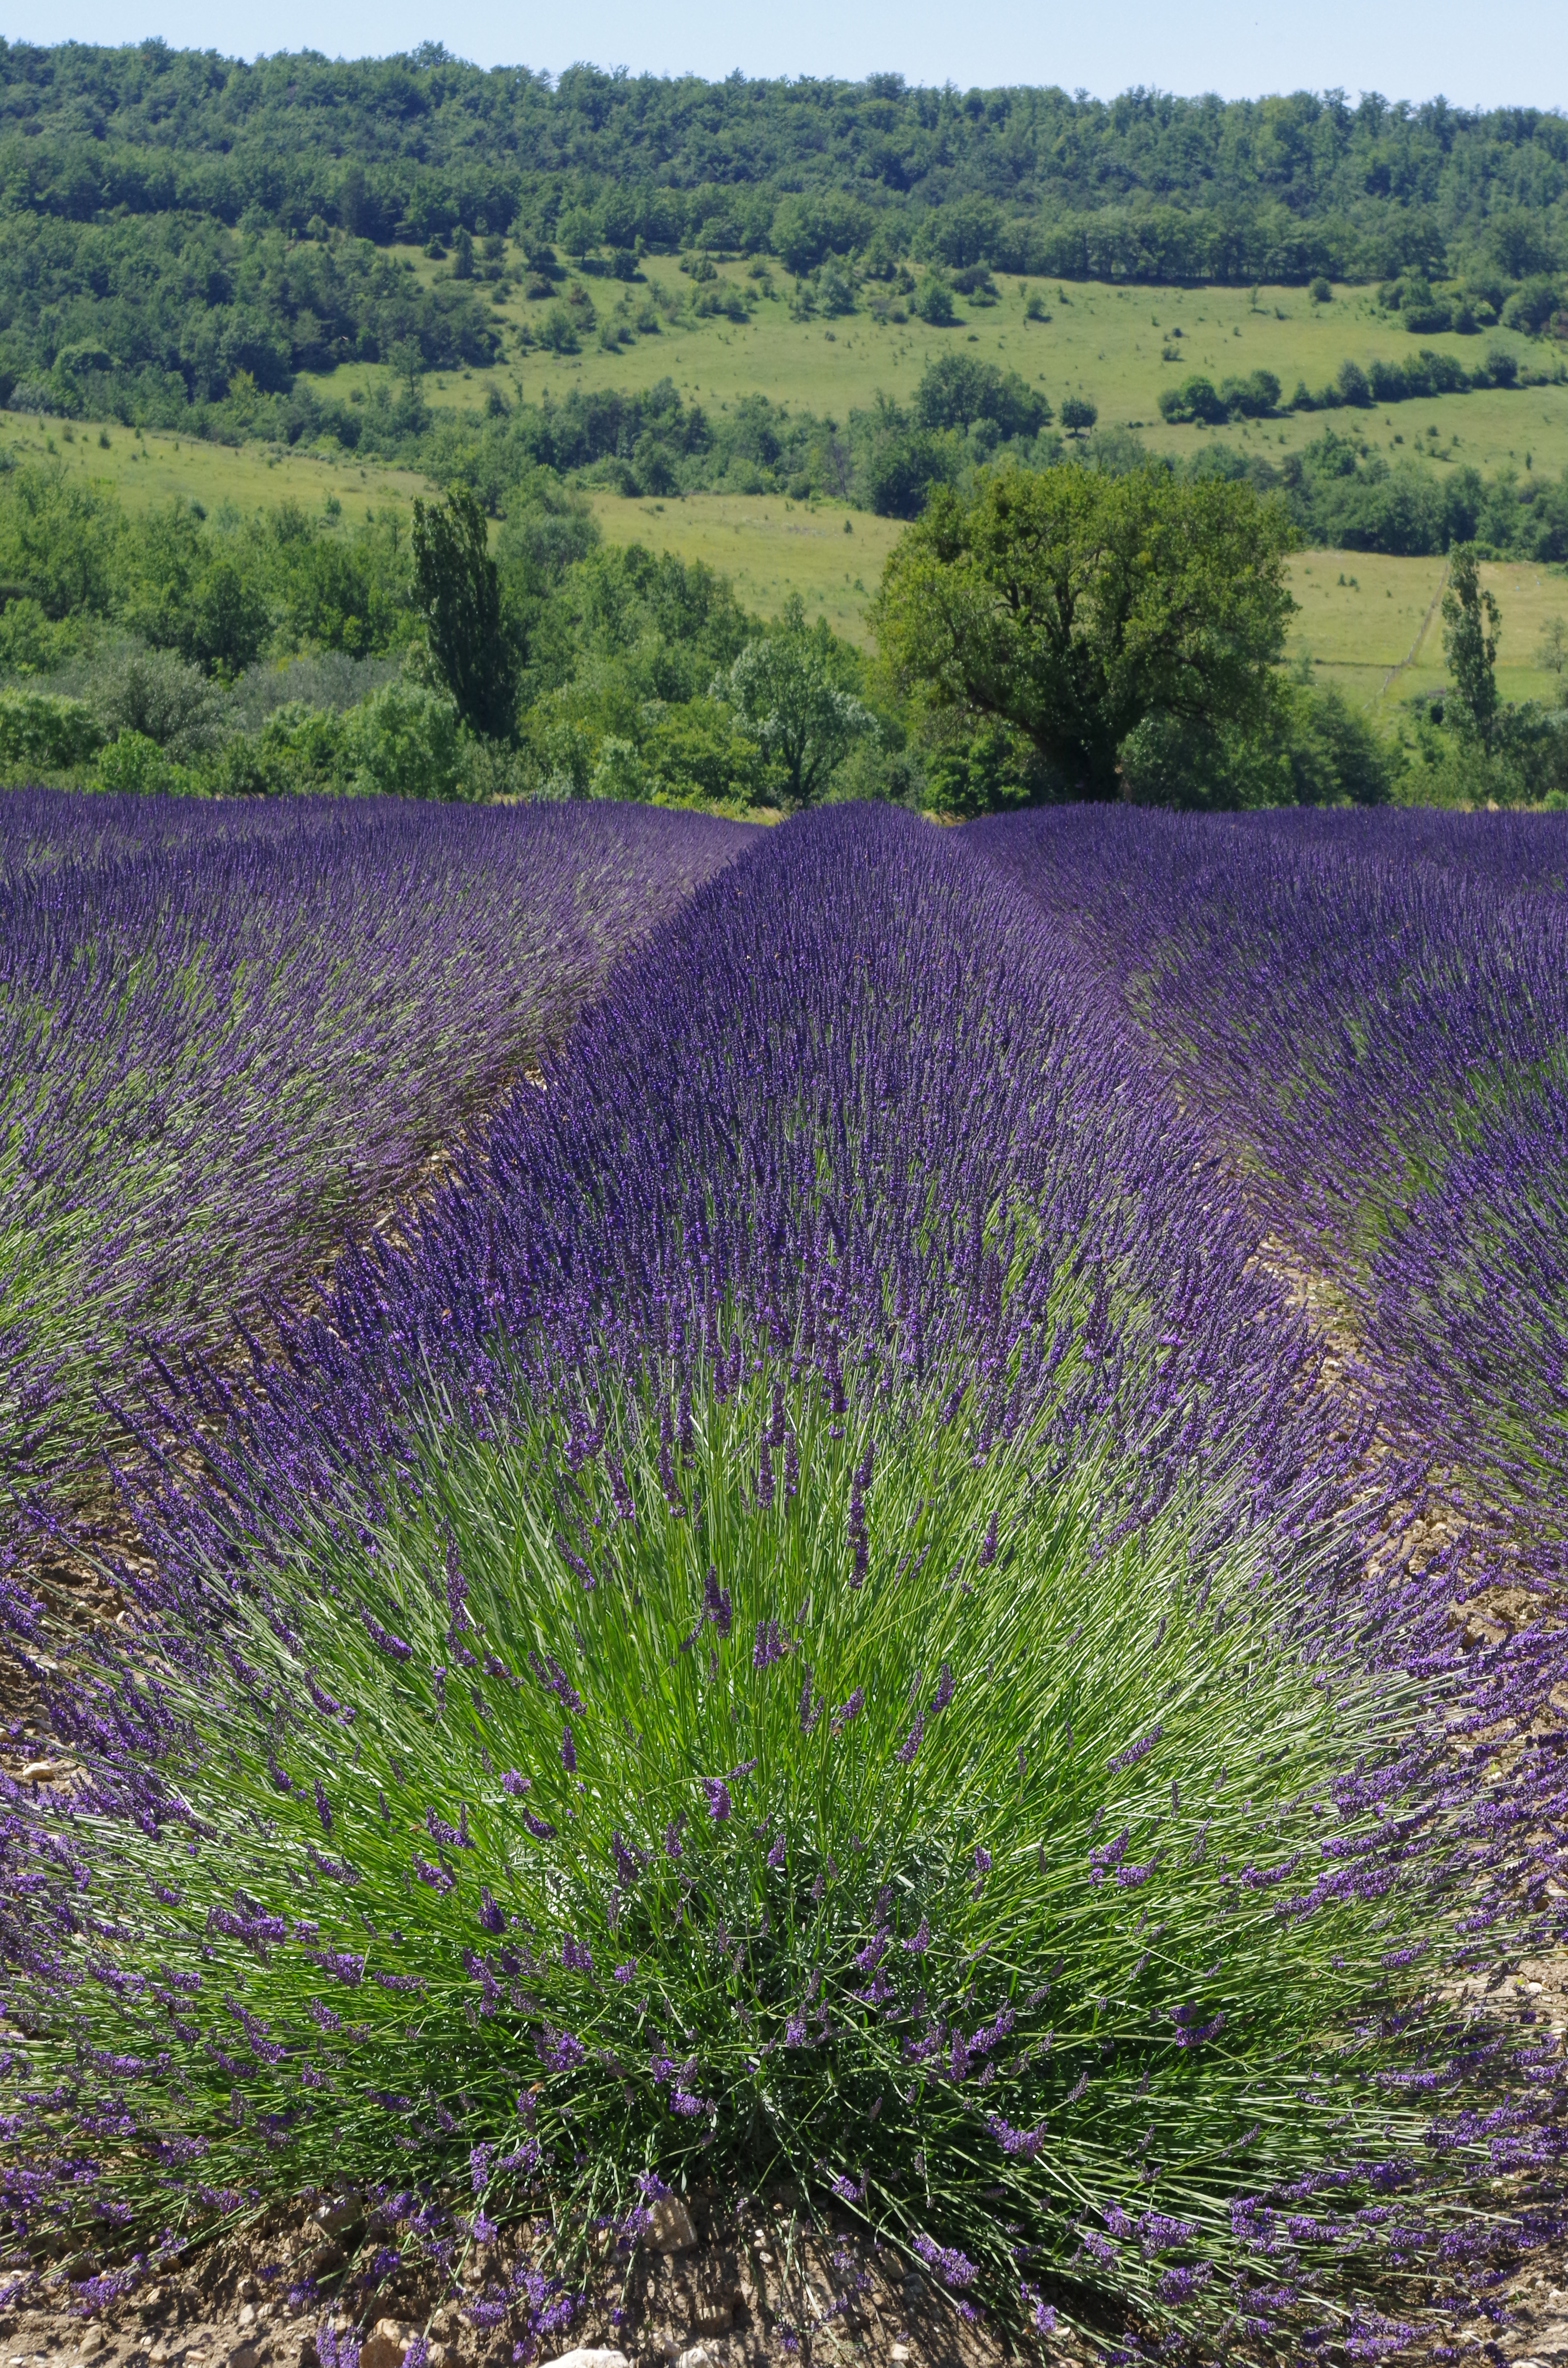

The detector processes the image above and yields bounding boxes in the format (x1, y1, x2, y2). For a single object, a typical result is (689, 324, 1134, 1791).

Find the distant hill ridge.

(1, 40, 1565, 286)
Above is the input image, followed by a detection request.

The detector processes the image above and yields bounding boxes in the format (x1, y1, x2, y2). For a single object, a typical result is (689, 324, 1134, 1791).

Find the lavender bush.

(969, 805, 1568, 1531)
(4, 811, 1565, 2362)
(0, 790, 752, 1516)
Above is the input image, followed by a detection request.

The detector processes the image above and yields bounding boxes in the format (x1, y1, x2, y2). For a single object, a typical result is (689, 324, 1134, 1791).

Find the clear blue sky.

(6, 0, 1566, 111)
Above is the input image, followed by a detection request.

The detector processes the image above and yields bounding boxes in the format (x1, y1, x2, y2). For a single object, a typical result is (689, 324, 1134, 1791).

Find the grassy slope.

(1285, 552, 1568, 711)
(0, 408, 430, 520)
(586, 491, 902, 647)
(300, 257, 1568, 486)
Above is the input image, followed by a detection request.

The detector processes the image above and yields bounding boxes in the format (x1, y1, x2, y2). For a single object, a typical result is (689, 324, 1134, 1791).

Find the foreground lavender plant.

(4, 812, 1564, 2360)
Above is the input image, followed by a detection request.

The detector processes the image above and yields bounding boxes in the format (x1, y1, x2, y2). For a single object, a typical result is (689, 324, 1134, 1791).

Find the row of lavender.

(4, 807, 1565, 2364)
(0, 791, 752, 1527)
(969, 806, 1568, 1538)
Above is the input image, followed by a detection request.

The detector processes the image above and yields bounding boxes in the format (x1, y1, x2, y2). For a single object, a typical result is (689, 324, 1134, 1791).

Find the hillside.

(4, 44, 1568, 281)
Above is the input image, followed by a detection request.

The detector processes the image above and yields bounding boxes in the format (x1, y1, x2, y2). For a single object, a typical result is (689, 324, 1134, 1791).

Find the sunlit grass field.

(1286, 551, 1568, 714)
(0, 407, 429, 520)
(302, 259, 1568, 487)
(588, 491, 903, 645)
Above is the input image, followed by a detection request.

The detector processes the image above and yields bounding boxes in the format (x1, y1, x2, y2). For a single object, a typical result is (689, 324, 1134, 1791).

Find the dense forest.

(4, 42, 1568, 275)
(5, 44, 1568, 397)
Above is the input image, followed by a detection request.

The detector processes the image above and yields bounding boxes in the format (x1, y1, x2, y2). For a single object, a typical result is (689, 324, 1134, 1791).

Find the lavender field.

(0, 793, 752, 1523)
(3, 798, 1568, 2368)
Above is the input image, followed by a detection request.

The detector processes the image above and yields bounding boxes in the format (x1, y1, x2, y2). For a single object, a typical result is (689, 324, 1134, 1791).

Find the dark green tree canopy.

(3, 44, 1565, 285)
(1441, 540, 1502, 743)
(411, 484, 516, 740)
(872, 463, 1296, 799)
(913, 352, 1052, 441)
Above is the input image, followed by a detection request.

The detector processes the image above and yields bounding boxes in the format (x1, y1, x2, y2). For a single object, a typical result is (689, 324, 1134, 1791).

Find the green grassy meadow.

(0, 407, 430, 521)
(1285, 551, 1568, 713)
(302, 260, 1568, 486)
(587, 491, 903, 645)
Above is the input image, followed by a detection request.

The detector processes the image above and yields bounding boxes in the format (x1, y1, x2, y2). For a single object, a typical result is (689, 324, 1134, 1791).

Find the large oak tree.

(871, 464, 1295, 800)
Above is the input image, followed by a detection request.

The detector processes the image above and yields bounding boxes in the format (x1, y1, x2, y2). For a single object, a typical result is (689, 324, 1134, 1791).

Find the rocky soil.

(0, 2189, 1034, 2368)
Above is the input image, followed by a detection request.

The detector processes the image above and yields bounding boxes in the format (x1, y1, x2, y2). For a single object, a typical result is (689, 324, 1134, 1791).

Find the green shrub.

(1117, 682, 1394, 811)
(86, 643, 225, 760)
(588, 734, 652, 801)
(1158, 374, 1226, 425)
(343, 679, 472, 799)
(93, 728, 175, 794)
(0, 686, 104, 775)
(911, 275, 957, 327)
(641, 695, 765, 806)
(539, 306, 583, 355)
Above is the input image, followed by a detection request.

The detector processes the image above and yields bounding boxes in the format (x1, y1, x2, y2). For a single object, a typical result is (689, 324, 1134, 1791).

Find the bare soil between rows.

(0, 2189, 1048, 2368)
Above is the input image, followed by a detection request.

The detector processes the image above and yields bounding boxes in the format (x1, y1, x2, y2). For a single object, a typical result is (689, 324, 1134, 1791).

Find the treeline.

(0, 453, 1413, 817)
(1158, 342, 1548, 425)
(4, 43, 1568, 276)
(0, 213, 503, 415)
(0, 459, 888, 810)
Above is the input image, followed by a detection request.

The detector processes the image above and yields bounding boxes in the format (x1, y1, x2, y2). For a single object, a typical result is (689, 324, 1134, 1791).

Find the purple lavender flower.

(986, 2113, 1045, 2159)
(930, 1663, 954, 1714)
(702, 1777, 733, 1823)
(831, 1688, 864, 1734)
(612, 1830, 644, 1884)
(703, 1565, 733, 1641)
(1019, 2285, 1056, 2336)
(911, 2235, 977, 2291)
(560, 1723, 577, 1775)
(360, 1609, 412, 1662)
(535, 2027, 586, 2073)
(753, 1618, 785, 1669)
(445, 1533, 466, 1628)
(1107, 1724, 1163, 1776)
(313, 1779, 332, 1836)
(316, 2320, 360, 2368)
